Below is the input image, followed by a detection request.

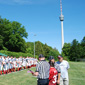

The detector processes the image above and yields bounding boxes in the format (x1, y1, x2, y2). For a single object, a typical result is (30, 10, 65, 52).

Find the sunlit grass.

(0, 62, 85, 85)
(0, 67, 37, 85)
(69, 62, 85, 85)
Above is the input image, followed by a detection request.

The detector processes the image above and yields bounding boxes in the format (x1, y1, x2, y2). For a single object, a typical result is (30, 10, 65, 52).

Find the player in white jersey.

(0, 55, 3, 75)
(26, 56, 29, 69)
(32, 58, 35, 67)
(30, 57, 34, 67)
(22, 57, 26, 69)
(19, 56, 22, 70)
(3, 56, 7, 74)
(56, 55, 70, 85)
(9, 56, 13, 73)
(8, 57, 11, 73)
(16, 57, 20, 71)
(10, 56, 14, 72)
(27, 57, 31, 68)
(28, 57, 31, 68)
(34, 58, 38, 67)
(5, 57, 9, 74)
(8, 56, 11, 73)
(13, 57, 17, 72)
(6, 56, 10, 73)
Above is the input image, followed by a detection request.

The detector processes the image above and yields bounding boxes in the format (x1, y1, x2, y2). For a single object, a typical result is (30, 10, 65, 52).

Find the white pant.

(60, 77, 69, 85)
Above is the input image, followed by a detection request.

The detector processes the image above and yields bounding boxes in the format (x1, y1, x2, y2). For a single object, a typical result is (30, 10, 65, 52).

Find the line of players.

(0, 55, 38, 75)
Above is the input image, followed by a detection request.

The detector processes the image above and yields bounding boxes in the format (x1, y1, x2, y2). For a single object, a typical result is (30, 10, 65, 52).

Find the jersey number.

(52, 75, 57, 84)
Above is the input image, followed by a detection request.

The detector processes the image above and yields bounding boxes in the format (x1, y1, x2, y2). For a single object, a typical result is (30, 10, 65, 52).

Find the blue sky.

(0, 0, 85, 53)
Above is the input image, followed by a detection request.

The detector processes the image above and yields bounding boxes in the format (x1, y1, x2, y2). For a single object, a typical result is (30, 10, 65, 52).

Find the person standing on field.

(56, 55, 70, 85)
(49, 61, 58, 85)
(32, 54, 50, 85)
(49, 56, 61, 84)
(0, 55, 3, 75)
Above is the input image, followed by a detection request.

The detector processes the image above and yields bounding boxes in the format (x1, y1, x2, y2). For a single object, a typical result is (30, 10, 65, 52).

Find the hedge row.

(0, 50, 38, 58)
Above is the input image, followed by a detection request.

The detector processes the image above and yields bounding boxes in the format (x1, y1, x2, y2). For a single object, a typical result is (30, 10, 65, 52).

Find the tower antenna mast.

(60, 0, 62, 15)
(59, 0, 64, 49)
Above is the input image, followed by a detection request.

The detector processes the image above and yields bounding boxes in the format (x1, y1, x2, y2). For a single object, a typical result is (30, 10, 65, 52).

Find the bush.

(0, 50, 38, 58)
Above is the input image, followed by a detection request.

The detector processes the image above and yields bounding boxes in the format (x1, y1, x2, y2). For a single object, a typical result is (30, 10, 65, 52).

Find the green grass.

(69, 62, 85, 85)
(0, 68, 37, 85)
(0, 62, 85, 85)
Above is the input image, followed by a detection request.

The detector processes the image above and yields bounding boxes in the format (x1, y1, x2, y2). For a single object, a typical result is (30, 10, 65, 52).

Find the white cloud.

(0, 0, 33, 5)
(0, 0, 55, 5)
(13, 0, 33, 4)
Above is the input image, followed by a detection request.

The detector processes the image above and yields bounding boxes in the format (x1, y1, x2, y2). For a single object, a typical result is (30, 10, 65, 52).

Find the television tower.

(59, 0, 64, 49)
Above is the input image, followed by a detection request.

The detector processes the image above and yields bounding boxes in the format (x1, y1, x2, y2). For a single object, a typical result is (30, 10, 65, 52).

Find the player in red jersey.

(49, 61, 58, 85)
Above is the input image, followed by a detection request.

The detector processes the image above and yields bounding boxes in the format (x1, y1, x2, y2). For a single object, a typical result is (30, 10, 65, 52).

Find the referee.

(32, 54, 50, 85)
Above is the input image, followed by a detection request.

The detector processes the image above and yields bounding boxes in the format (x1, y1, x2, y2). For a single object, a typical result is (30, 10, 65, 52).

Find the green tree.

(81, 36, 85, 58)
(35, 41, 44, 56)
(62, 43, 71, 59)
(0, 18, 28, 52)
(69, 39, 81, 61)
(43, 43, 50, 58)
(0, 35, 4, 49)
(25, 42, 34, 54)
(48, 48, 60, 61)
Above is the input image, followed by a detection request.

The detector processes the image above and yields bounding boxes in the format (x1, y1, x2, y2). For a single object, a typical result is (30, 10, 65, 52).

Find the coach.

(32, 54, 50, 85)
(56, 55, 70, 85)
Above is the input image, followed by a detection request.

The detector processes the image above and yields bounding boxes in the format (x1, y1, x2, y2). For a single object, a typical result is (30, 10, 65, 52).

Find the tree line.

(62, 37, 85, 61)
(0, 17, 59, 60)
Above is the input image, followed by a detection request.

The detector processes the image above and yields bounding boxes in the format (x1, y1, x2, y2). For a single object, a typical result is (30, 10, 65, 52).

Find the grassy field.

(0, 62, 85, 85)
(69, 62, 85, 85)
